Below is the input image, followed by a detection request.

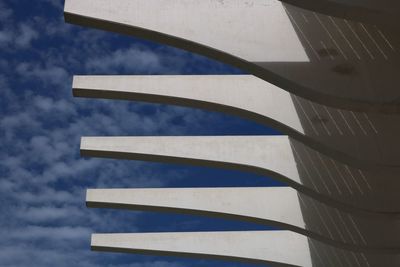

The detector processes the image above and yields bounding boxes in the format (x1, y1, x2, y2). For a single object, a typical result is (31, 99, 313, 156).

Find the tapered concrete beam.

(91, 231, 400, 266)
(73, 75, 400, 168)
(87, 187, 305, 230)
(81, 135, 301, 183)
(73, 75, 303, 133)
(86, 187, 400, 252)
(64, 0, 400, 112)
(91, 231, 312, 267)
(80, 135, 400, 214)
(65, 0, 308, 63)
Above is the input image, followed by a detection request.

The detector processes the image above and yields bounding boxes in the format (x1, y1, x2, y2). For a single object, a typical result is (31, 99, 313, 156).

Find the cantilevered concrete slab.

(66, 0, 400, 266)
(80, 136, 400, 214)
(87, 188, 400, 252)
(64, 0, 400, 112)
(87, 187, 305, 232)
(73, 75, 400, 168)
(91, 231, 400, 267)
(92, 231, 312, 267)
(81, 135, 300, 183)
(65, 0, 308, 63)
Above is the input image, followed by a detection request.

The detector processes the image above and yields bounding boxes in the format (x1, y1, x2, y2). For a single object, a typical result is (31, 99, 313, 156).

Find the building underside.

(64, 1, 400, 266)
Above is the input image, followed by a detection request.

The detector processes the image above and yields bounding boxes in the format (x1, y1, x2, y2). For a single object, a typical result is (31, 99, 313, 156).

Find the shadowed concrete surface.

(280, 0, 400, 28)
(65, 0, 400, 266)
(64, 0, 400, 112)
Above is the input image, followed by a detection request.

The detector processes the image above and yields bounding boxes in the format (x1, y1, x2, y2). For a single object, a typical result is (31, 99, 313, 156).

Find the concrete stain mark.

(309, 101, 331, 135)
(318, 41, 336, 60)
(313, 12, 348, 60)
(331, 63, 357, 76)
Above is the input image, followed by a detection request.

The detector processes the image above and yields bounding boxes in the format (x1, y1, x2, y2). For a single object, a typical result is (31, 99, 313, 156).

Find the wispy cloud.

(15, 23, 39, 48)
(0, 1, 253, 267)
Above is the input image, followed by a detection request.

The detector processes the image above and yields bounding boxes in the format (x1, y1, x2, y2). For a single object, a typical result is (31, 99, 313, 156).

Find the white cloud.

(40, 0, 64, 9)
(0, 30, 13, 45)
(5, 225, 91, 241)
(16, 62, 69, 85)
(15, 206, 85, 223)
(0, 2, 13, 22)
(17, 187, 81, 205)
(15, 23, 39, 48)
(0, 2, 241, 267)
(86, 46, 163, 73)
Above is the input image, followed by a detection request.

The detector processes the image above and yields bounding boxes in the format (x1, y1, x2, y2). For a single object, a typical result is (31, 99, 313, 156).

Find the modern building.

(64, 1, 400, 266)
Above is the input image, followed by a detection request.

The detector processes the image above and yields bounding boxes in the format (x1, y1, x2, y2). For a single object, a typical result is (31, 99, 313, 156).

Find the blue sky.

(0, 0, 283, 266)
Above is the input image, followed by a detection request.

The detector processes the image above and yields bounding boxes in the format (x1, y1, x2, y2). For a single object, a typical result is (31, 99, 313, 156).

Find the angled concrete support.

(80, 135, 300, 183)
(86, 188, 305, 230)
(91, 231, 400, 267)
(80, 136, 400, 214)
(73, 75, 400, 168)
(87, 188, 400, 252)
(64, 0, 400, 112)
(65, 1, 400, 266)
(91, 231, 312, 267)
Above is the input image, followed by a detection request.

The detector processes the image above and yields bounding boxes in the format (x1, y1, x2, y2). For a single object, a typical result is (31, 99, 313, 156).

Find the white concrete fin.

(86, 187, 305, 229)
(80, 135, 301, 183)
(72, 75, 304, 134)
(64, 0, 400, 112)
(91, 231, 312, 267)
(72, 75, 400, 172)
(64, 0, 309, 62)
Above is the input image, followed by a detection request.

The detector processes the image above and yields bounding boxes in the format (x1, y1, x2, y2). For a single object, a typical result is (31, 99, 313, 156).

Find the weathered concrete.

(87, 187, 400, 252)
(81, 135, 301, 183)
(73, 75, 400, 168)
(80, 135, 400, 214)
(65, 1, 400, 266)
(92, 231, 312, 267)
(91, 231, 400, 267)
(87, 187, 305, 230)
(64, 0, 400, 112)
(64, 0, 308, 62)
(72, 75, 303, 134)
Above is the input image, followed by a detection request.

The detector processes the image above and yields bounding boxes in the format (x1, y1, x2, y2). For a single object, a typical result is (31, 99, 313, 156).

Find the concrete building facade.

(64, 1, 400, 266)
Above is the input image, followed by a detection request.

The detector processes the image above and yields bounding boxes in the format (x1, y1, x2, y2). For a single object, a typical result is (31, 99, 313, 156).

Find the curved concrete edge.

(64, 0, 309, 62)
(86, 188, 304, 229)
(63, 0, 400, 112)
(80, 135, 300, 183)
(91, 231, 312, 267)
(80, 136, 398, 216)
(72, 75, 304, 133)
(86, 187, 400, 252)
(72, 75, 400, 169)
